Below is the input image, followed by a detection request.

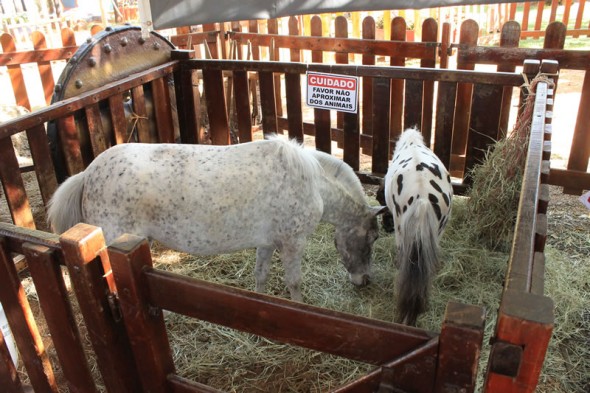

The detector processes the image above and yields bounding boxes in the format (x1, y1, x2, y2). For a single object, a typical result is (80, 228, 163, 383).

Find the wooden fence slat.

(248, 20, 260, 60)
(285, 73, 304, 142)
(1, 33, 31, 110)
(108, 235, 175, 392)
(84, 103, 109, 157)
(335, 16, 349, 130)
(0, 238, 57, 392)
(434, 81, 457, 170)
(203, 69, 231, 144)
(534, 1, 544, 32)
(550, 0, 559, 22)
(543, 21, 566, 49)
(0, 137, 34, 228)
(130, 85, 153, 143)
(463, 83, 504, 184)
(389, 17, 406, 141)
(54, 115, 84, 181)
(31, 31, 55, 105)
(267, 18, 283, 118)
(23, 243, 98, 393)
(0, 329, 22, 393)
(286, 17, 304, 142)
(450, 19, 479, 178)
(343, 112, 360, 171)
(26, 124, 59, 205)
(497, 21, 521, 138)
(60, 224, 142, 392)
(573, 0, 586, 37)
(311, 16, 331, 153)
(151, 77, 176, 143)
(522, 2, 532, 32)
(420, 18, 438, 144)
(361, 16, 375, 148)
(371, 77, 391, 175)
(232, 70, 253, 142)
(108, 94, 129, 144)
(566, 70, 590, 193)
(172, 51, 202, 144)
(61, 27, 77, 47)
(258, 70, 278, 137)
(203, 23, 220, 59)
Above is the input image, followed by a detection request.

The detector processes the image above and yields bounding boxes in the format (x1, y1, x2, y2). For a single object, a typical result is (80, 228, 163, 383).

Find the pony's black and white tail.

(46, 172, 85, 234)
(395, 197, 440, 326)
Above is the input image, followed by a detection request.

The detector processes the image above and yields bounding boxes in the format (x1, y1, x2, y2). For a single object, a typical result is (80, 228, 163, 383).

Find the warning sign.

(306, 72, 359, 114)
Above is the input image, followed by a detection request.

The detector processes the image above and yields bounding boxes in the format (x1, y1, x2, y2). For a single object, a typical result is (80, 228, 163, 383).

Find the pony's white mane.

(398, 127, 425, 146)
(310, 150, 366, 203)
(265, 135, 322, 182)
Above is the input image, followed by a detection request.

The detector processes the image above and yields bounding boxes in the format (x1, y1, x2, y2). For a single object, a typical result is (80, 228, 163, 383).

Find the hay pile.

(465, 74, 554, 251)
(150, 195, 510, 392)
(150, 189, 589, 392)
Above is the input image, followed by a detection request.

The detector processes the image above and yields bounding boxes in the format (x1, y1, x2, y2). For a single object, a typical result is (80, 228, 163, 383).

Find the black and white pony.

(384, 128, 453, 325)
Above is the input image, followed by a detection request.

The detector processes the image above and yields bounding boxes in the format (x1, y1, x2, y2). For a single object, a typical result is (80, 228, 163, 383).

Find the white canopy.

(139, 1, 525, 30)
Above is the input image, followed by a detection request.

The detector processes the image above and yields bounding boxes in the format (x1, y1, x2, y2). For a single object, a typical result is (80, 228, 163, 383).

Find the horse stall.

(0, 25, 556, 392)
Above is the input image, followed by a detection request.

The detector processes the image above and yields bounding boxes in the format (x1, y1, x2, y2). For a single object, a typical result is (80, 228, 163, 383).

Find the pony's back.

(384, 128, 453, 325)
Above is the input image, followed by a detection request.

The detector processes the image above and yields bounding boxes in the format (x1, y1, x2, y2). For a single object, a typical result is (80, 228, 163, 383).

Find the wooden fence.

(511, 0, 590, 38)
(0, 50, 554, 391)
(1, 16, 589, 194)
(452, 19, 590, 194)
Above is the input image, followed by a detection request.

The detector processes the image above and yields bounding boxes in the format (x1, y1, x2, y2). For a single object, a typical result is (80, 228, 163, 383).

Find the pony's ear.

(370, 206, 389, 216)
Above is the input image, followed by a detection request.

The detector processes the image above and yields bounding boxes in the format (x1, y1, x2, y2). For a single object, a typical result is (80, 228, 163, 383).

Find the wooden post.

(60, 223, 142, 392)
(484, 291, 553, 392)
(434, 302, 485, 393)
(108, 234, 175, 392)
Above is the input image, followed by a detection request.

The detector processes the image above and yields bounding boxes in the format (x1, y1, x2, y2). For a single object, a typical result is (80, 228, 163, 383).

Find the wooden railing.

(510, 0, 590, 38)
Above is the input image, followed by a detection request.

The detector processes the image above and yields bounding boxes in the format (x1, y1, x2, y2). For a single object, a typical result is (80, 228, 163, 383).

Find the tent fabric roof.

(142, 1, 524, 30)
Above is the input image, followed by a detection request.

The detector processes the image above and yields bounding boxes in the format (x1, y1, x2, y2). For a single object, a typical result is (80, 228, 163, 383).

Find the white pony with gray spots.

(47, 137, 385, 301)
(384, 128, 453, 325)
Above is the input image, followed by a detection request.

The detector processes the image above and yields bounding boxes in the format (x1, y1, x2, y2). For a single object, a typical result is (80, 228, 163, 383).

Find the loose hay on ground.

(149, 188, 589, 392)
(148, 196, 506, 392)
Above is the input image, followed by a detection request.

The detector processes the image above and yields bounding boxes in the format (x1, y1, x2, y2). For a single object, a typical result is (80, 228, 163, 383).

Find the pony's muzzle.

(350, 273, 371, 287)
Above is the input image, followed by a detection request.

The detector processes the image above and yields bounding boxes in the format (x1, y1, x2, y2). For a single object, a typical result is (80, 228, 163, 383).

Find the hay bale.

(466, 74, 554, 251)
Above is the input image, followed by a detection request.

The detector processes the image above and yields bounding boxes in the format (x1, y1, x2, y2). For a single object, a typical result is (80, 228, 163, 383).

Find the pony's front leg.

(280, 242, 306, 302)
(254, 246, 274, 294)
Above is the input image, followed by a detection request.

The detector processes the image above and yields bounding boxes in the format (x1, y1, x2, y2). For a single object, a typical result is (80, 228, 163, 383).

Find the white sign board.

(306, 72, 359, 114)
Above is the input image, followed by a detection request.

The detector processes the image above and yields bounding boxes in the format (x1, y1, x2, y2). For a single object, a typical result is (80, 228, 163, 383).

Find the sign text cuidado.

(306, 72, 359, 114)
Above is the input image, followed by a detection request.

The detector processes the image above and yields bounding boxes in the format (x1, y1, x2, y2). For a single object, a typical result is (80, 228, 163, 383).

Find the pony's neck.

(317, 177, 366, 226)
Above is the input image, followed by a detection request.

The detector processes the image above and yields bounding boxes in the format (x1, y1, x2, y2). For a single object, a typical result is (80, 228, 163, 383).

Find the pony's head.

(334, 206, 387, 286)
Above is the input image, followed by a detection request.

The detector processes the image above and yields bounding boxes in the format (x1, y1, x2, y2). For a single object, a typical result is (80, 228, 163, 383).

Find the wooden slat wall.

(484, 60, 556, 393)
(455, 19, 590, 194)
